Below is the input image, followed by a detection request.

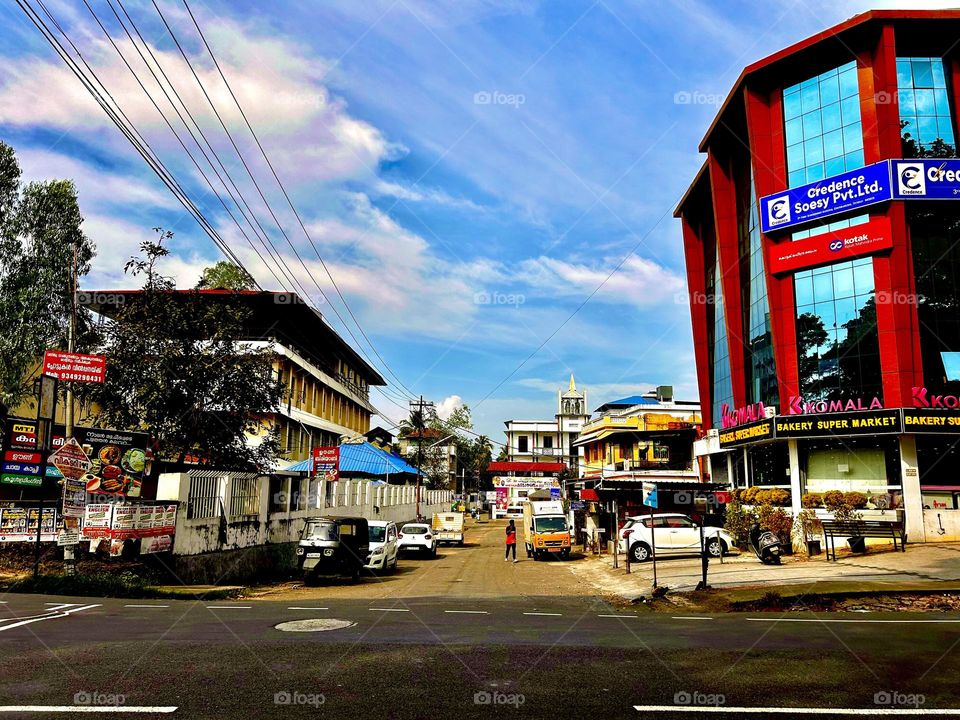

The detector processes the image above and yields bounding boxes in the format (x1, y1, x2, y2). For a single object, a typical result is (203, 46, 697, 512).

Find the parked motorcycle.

(749, 523, 782, 565)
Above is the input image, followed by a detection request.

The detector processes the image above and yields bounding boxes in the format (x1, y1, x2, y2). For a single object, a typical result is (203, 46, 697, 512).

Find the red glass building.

(675, 10, 960, 542)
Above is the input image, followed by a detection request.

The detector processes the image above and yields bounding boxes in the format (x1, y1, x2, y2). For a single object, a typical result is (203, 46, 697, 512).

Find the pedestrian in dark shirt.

(505, 519, 517, 562)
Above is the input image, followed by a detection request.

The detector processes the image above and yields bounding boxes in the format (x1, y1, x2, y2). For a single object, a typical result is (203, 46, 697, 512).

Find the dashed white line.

(369, 608, 409, 612)
(124, 604, 169, 609)
(671, 616, 714, 621)
(444, 610, 488, 614)
(633, 706, 960, 715)
(205, 606, 251, 610)
(287, 607, 329, 611)
(523, 612, 562, 616)
(598, 614, 639, 619)
(0, 706, 177, 714)
(746, 617, 960, 624)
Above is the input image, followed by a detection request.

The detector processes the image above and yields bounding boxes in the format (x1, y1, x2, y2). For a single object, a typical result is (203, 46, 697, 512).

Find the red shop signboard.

(769, 217, 893, 275)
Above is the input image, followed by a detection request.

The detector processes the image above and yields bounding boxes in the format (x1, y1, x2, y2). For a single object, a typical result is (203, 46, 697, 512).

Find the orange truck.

(522, 500, 571, 560)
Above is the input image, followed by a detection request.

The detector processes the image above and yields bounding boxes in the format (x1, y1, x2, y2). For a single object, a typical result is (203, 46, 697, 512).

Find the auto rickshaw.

(296, 516, 370, 583)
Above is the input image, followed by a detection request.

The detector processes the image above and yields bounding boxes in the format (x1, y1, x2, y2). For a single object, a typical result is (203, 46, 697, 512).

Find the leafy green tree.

(88, 230, 282, 472)
(196, 260, 255, 291)
(0, 141, 96, 417)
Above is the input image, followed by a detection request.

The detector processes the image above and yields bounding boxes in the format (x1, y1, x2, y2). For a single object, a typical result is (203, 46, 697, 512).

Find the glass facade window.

(783, 61, 863, 188)
(739, 169, 778, 406)
(794, 257, 881, 400)
(708, 257, 733, 427)
(897, 57, 955, 154)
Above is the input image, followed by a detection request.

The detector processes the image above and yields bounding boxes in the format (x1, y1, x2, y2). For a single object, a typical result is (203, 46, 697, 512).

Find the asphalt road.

(3, 522, 960, 719)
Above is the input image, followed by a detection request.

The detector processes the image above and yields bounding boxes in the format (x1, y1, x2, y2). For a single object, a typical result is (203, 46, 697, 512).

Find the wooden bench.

(821, 520, 906, 561)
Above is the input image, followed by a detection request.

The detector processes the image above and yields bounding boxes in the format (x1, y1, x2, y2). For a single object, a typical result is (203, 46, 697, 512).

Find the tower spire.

(569, 373, 576, 392)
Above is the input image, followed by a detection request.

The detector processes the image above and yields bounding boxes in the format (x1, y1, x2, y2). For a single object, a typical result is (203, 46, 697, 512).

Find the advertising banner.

(759, 161, 892, 234)
(769, 217, 893, 274)
(891, 159, 960, 200)
(312, 446, 340, 481)
(140, 535, 172, 554)
(42, 350, 107, 384)
(774, 409, 902, 438)
(81, 504, 113, 539)
(50, 438, 91, 519)
(492, 476, 560, 489)
(0, 507, 57, 542)
(81, 503, 175, 540)
(46, 427, 148, 499)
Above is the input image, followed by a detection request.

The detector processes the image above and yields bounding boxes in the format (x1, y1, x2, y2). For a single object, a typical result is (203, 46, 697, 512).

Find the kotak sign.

(769, 218, 893, 274)
(42, 350, 106, 383)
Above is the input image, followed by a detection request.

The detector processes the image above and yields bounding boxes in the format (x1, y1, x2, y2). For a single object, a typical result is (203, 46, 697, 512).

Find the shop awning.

(579, 488, 600, 501)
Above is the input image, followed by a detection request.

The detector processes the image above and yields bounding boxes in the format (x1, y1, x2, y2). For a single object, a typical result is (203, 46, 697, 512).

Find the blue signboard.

(1, 462, 41, 476)
(891, 159, 960, 200)
(642, 482, 658, 509)
(759, 161, 892, 234)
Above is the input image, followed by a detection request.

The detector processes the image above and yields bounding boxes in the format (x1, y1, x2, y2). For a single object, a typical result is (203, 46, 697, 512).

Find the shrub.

(741, 486, 759, 504)
(801, 492, 823, 508)
(822, 490, 845, 511)
(767, 488, 791, 506)
(843, 491, 868, 509)
(758, 504, 793, 543)
(723, 498, 756, 548)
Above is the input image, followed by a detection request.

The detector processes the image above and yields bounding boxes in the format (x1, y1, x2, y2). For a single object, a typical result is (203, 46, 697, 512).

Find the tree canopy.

(196, 260, 256, 291)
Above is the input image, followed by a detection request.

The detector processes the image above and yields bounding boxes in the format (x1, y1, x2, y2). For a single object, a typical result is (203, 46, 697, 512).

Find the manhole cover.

(275, 618, 356, 632)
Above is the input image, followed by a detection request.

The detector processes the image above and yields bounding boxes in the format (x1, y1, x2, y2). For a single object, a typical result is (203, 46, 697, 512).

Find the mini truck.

(522, 500, 571, 560)
(431, 512, 465, 545)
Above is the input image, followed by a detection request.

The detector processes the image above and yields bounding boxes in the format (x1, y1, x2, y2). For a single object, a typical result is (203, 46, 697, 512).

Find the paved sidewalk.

(566, 542, 960, 599)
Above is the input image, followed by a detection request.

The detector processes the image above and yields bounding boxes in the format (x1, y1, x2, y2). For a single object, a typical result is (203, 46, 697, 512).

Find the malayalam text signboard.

(312, 446, 340, 481)
(769, 217, 893, 274)
(759, 162, 892, 234)
(42, 350, 107, 384)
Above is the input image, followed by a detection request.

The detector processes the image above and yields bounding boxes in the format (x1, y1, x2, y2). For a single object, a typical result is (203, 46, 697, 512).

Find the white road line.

(633, 706, 960, 715)
(0, 604, 100, 633)
(671, 616, 715, 621)
(0, 706, 177, 714)
(444, 610, 488, 614)
(523, 612, 562, 616)
(598, 614, 639, 619)
(44, 602, 79, 606)
(124, 604, 169, 609)
(746, 617, 960, 624)
(369, 608, 409, 612)
(287, 607, 329, 611)
(206, 606, 251, 610)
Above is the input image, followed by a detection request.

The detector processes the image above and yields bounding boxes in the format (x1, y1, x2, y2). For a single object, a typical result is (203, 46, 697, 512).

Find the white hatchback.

(618, 513, 734, 563)
(397, 523, 437, 557)
(365, 520, 399, 572)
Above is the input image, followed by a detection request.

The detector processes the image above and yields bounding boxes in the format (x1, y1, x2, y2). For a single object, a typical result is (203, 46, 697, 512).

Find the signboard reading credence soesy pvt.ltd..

(760, 161, 892, 234)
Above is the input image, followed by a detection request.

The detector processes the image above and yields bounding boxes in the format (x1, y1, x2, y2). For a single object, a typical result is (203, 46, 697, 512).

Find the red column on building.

(681, 211, 714, 429)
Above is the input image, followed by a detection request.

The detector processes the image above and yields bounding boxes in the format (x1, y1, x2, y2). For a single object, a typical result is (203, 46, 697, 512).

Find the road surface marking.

(369, 608, 409, 612)
(444, 610, 488, 614)
(288, 607, 330, 611)
(746, 617, 960, 624)
(634, 706, 960, 715)
(124, 604, 169, 608)
(0, 604, 100, 633)
(598, 614, 638, 618)
(671, 616, 714, 621)
(205, 606, 251, 610)
(523, 612, 563, 616)
(43, 603, 79, 611)
(0, 706, 177, 714)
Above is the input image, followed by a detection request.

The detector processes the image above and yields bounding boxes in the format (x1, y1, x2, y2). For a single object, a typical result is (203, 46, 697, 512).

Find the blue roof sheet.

(601, 395, 657, 407)
(284, 442, 420, 476)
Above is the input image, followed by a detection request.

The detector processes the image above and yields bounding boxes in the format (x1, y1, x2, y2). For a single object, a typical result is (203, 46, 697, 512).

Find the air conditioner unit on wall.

(707, 429, 719, 439)
(763, 406, 776, 418)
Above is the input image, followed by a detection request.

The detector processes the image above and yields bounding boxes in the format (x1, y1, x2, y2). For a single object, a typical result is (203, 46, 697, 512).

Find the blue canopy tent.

(285, 442, 419, 481)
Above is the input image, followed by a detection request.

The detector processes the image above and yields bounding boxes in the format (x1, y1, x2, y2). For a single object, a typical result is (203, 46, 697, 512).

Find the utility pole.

(62, 240, 78, 574)
(409, 396, 435, 521)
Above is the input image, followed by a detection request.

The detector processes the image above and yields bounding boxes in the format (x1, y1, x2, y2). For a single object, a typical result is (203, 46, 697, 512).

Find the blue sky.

(1, 0, 954, 440)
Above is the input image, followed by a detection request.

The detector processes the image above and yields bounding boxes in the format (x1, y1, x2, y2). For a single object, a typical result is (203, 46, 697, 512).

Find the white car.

(397, 523, 437, 557)
(618, 513, 733, 563)
(365, 520, 399, 572)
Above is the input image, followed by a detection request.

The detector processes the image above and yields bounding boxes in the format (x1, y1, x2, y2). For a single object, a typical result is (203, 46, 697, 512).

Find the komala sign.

(912, 387, 960, 409)
(787, 395, 884, 415)
(720, 402, 768, 429)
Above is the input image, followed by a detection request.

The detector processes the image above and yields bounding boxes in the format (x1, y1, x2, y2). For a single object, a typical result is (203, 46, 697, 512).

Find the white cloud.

(435, 394, 464, 420)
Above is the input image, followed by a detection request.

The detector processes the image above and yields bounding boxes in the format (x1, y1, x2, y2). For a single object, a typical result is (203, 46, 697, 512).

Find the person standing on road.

(505, 519, 518, 563)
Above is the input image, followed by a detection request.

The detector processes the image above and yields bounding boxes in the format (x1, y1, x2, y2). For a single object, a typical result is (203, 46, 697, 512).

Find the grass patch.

(4, 571, 241, 600)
